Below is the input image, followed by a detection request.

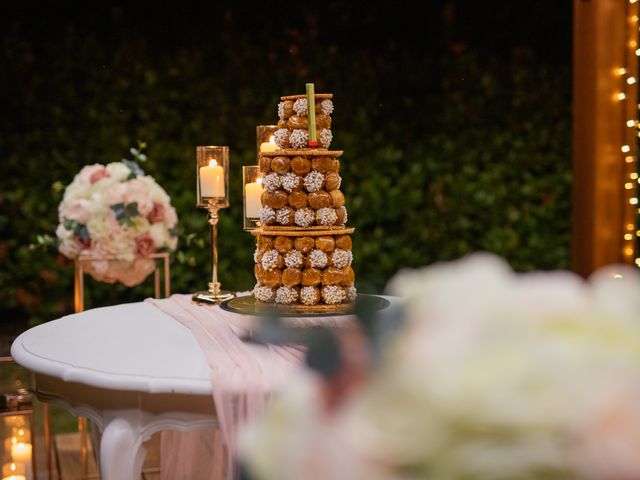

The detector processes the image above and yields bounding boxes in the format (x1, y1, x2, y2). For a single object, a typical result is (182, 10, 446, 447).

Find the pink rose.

(105, 182, 127, 205)
(148, 202, 165, 223)
(135, 233, 155, 257)
(89, 167, 109, 184)
(63, 199, 92, 224)
(77, 164, 106, 184)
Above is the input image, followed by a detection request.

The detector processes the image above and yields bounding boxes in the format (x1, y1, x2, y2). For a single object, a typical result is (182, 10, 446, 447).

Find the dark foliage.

(0, 2, 571, 325)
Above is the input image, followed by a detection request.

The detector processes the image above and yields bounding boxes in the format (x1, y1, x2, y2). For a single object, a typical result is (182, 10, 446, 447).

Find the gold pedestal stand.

(60, 253, 171, 480)
(192, 202, 235, 305)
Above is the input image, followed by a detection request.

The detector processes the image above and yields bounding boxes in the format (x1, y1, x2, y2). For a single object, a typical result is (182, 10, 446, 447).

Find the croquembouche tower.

(252, 84, 356, 312)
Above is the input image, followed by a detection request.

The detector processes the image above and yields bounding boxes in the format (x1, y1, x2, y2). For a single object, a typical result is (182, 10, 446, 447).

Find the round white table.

(11, 302, 217, 480)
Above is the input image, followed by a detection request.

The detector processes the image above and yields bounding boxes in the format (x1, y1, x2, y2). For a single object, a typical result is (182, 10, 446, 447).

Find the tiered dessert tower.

(252, 87, 356, 312)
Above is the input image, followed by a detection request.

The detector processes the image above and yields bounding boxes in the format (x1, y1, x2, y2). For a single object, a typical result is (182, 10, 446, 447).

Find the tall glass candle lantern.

(193, 146, 234, 304)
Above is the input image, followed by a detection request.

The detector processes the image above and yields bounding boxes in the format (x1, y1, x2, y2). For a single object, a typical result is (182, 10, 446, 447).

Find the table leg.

(99, 416, 149, 480)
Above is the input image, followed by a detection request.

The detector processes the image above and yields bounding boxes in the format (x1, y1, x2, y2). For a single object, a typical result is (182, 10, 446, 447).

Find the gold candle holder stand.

(193, 146, 234, 305)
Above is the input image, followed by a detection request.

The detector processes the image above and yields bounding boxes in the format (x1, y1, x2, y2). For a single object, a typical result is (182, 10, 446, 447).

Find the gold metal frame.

(40, 253, 172, 479)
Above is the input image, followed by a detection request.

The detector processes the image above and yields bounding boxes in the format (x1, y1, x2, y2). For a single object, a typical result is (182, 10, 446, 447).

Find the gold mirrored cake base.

(192, 290, 236, 305)
(220, 294, 390, 317)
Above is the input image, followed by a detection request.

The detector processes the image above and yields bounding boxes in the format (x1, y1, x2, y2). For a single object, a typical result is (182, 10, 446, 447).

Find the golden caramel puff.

(261, 189, 270, 207)
(282, 100, 294, 118)
(315, 236, 335, 252)
(254, 263, 263, 281)
(328, 159, 340, 173)
(294, 236, 315, 254)
(281, 267, 302, 287)
(259, 156, 271, 174)
(341, 266, 355, 286)
(330, 190, 345, 207)
(311, 156, 334, 173)
(322, 267, 344, 286)
(308, 190, 332, 210)
(291, 156, 311, 176)
(301, 268, 322, 286)
(277, 119, 287, 128)
(261, 269, 282, 288)
(287, 115, 308, 130)
(274, 236, 294, 254)
(288, 190, 309, 209)
(315, 114, 331, 130)
(325, 172, 341, 192)
(265, 190, 288, 209)
(336, 206, 347, 225)
(271, 156, 291, 174)
(335, 235, 352, 251)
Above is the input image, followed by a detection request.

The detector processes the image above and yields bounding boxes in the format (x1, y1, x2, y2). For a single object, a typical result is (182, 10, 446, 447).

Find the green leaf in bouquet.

(122, 159, 145, 178)
(75, 224, 89, 241)
(111, 202, 140, 226)
(62, 218, 78, 231)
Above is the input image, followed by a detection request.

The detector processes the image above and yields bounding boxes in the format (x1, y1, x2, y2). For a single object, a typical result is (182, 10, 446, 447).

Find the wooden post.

(572, 0, 638, 276)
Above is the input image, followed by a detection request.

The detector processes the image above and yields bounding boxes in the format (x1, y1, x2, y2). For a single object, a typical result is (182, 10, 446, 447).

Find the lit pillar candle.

(10, 442, 31, 480)
(245, 178, 264, 218)
(200, 159, 225, 197)
(260, 135, 278, 153)
(2, 462, 26, 480)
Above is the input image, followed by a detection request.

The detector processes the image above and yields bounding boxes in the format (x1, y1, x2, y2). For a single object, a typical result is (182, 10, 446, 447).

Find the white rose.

(63, 181, 91, 201)
(86, 216, 110, 239)
(148, 223, 168, 248)
(130, 216, 150, 235)
(106, 162, 132, 182)
(140, 176, 170, 203)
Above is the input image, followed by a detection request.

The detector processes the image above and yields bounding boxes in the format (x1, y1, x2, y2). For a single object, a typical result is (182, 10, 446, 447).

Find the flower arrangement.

(241, 254, 640, 480)
(56, 146, 178, 286)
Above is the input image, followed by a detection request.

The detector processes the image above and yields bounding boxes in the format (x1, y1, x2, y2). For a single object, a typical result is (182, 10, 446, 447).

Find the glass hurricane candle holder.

(256, 125, 279, 158)
(196, 146, 230, 208)
(243, 166, 264, 231)
(193, 146, 234, 305)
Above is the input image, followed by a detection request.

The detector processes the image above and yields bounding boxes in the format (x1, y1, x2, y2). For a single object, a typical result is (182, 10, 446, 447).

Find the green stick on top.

(306, 83, 318, 147)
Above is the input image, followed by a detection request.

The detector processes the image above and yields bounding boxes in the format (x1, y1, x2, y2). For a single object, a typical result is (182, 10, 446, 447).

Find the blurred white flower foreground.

(240, 254, 640, 480)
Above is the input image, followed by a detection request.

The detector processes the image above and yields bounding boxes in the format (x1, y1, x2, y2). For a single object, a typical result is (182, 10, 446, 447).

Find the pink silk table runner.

(146, 294, 332, 479)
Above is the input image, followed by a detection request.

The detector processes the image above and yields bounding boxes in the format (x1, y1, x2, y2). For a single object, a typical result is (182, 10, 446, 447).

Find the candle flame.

(209, 159, 218, 168)
(18, 428, 24, 436)
(10, 463, 16, 472)
(268, 135, 275, 145)
(256, 177, 263, 186)
(11, 437, 17, 445)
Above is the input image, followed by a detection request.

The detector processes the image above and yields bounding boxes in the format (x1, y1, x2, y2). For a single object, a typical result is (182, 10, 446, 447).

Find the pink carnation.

(135, 233, 155, 257)
(77, 164, 106, 184)
(148, 202, 165, 223)
(124, 179, 154, 216)
(105, 182, 127, 205)
(63, 200, 92, 224)
(89, 167, 109, 184)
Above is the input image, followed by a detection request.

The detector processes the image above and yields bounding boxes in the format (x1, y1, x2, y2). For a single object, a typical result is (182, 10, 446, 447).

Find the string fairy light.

(619, 0, 640, 265)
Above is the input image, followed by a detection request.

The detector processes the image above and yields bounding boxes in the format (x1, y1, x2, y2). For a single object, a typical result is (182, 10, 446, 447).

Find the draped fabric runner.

(145, 294, 307, 479)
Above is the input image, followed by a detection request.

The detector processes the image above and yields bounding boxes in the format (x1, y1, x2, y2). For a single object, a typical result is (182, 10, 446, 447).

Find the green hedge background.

(0, 3, 571, 325)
